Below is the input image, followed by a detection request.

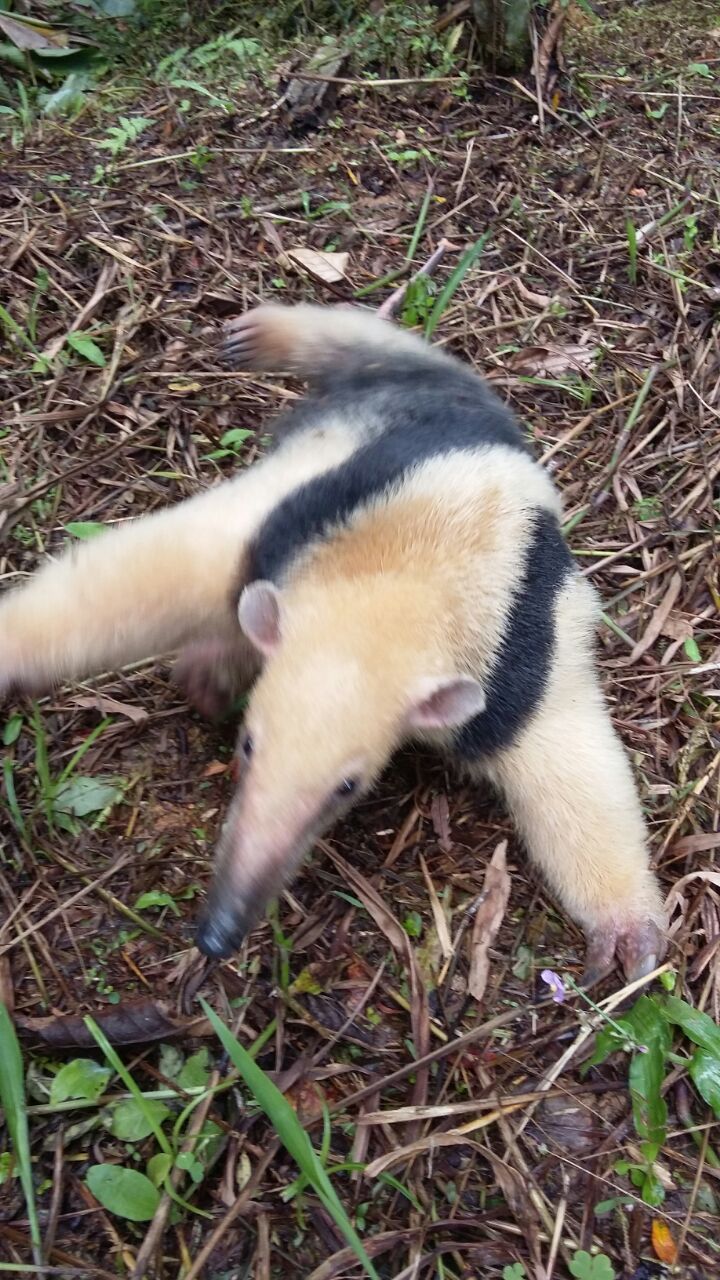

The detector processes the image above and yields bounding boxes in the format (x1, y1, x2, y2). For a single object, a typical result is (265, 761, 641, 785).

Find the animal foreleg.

(0, 425, 356, 700)
(484, 589, 665, 985)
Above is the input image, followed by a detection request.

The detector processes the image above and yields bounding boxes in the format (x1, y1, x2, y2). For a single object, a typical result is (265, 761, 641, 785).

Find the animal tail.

(221, 302, 448, 380)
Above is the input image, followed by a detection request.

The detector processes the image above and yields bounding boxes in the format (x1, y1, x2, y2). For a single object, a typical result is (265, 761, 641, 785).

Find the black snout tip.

(195, 905, 248, 959)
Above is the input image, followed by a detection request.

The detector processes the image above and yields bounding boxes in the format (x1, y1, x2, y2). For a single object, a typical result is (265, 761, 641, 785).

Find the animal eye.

(336, 777, 358, 800)
(241, 733, 253, 762)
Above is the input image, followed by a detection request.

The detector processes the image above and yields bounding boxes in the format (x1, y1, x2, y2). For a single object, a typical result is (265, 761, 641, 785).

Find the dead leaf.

(419, 854, 452, 960)
(651, 1220, 678, 1263)
(664, 870, 720, 930)
(201, 759, 230, 778)
(484, 1150, 542, 1263)
(534, 1, 565, 97)
(0, 13, 70, 50)
(628, 572, 682, 663)
(504, 344, 597, 377)
(670, 832, 720, 857)
(513, 277, 552, 308)
(17, 999, 212, 1047)
(70, 694, 148, 723)
(430, 793, 452, 852)
(284, 1079, 326, 1124)
(364, 1131, 479, 1178)
(283, 247, 349, 284)
(660, 615, 693, 643)
(468, 841, 511, 1002)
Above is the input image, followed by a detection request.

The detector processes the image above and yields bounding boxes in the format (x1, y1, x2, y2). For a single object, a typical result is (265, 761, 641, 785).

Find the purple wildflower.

(541, 969, 566, 1003)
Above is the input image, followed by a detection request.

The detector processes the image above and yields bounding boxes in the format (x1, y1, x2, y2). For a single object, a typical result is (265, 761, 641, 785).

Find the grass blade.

(0, 1002, 42, 1264)
(56, 717, 113, 786)
(424, 232, 489, 338)
(405, 184, 433, 263)
(83, 1016, 172, 1156)
(3, 756, 27, 838)
(31, 704, 53, 827)
(199, 998, 380, 1280)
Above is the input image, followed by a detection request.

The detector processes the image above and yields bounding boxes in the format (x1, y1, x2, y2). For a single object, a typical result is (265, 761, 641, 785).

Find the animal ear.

(238, 581, 282, 656)
(407, 675, 486, 730)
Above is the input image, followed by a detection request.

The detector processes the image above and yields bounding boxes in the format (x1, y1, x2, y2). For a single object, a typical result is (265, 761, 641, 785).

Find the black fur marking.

(250, 365, 529, 583)
(453, 510, 575, 760)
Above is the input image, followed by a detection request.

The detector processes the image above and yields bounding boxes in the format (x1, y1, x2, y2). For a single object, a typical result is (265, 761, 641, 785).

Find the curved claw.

(220, 307, 291, 371)
(172, 640, 237, 721)
(581, 927, 618, 990)
(221, 315, 267, 369)
(582, 917, 666, 990)
(617, 919, 665, 982)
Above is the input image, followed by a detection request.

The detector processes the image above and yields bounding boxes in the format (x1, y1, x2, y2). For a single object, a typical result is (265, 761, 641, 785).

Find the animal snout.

(195, 899, 253, 959)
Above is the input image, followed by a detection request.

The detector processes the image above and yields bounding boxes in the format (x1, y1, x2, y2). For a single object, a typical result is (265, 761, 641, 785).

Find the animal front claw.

(172, 640, 238, 721)
(582, 917, 665, 990)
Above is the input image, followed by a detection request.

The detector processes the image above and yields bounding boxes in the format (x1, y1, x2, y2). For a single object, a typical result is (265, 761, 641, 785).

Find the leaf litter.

(1, 3, 720, 1276)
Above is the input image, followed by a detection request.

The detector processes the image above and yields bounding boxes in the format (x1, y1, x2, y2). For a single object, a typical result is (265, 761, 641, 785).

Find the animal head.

(195, 577, 485, 957)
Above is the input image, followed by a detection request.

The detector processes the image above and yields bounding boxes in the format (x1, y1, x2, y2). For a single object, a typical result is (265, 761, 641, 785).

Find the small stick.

(377, 238, 452, 320)
(180, 1142, 281, 1280)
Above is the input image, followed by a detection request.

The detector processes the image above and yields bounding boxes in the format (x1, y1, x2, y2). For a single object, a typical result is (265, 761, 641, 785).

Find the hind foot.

(222, 305, 306, 372)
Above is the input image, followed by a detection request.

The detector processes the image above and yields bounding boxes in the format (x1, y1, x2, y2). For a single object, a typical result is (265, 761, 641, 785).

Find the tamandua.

(0, 303, 665, 983)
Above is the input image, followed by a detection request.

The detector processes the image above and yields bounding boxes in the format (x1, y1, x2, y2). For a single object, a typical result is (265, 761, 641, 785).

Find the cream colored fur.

(0, 419, 358, 692)
(323, 448, 562, 683)
(480, 574, 663, 944)
(229, 445, 662, 972)
(224, 302, 452, 375)
(1, 300, 664, 975)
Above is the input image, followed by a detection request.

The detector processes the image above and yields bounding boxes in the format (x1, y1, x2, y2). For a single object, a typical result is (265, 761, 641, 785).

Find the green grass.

(424, 232, 490, 338)
(0, 1003, 42, 1264)
(199, 998, 381, 1280)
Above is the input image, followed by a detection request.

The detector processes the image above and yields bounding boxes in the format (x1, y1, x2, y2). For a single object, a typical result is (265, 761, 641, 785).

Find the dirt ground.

(1, 1, 720, 1276)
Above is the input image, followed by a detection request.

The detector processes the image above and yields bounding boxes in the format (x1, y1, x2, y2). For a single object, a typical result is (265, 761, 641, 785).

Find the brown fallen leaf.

(664, 869, 720, 929)
(0, 13, 71, 51)
(283, 246, 349, 284)
(70, 693, 148, 723)
(17, 999, 212, 1048)
(484, 1149, 542, 1267)
(513, 277, 553, 308)
(670, 831, 720, 857)
(534, 0, 566, 97)
(660, 615, 693, 643)
(468, 840, 511, 1002)
(504, 343, 597, 377)
(430, 792, 453, 852)
(201, 759, 230, 778)
(628, 571, 682, 663)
